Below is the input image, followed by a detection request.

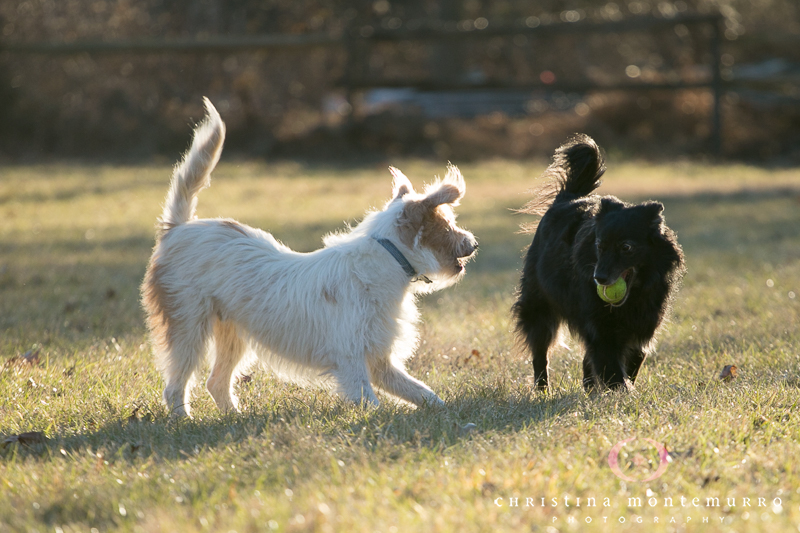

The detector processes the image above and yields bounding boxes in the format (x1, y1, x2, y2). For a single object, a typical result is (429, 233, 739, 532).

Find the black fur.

(512, 135, 686, 392)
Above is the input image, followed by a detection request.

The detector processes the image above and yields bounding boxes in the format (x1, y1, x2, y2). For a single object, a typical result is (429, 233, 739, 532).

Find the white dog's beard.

(413, 270, 465, 294)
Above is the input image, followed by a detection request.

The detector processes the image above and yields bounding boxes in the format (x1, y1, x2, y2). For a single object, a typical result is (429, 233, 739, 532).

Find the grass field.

(1, 157, 799, 532)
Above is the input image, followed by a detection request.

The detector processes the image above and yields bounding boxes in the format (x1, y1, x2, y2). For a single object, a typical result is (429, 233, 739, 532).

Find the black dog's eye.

(621, 243, 633, 253)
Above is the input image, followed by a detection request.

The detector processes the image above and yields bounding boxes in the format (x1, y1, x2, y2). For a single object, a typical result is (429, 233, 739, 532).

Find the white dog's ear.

(423, 164, 466, 207)
(389, 167, 414, 201)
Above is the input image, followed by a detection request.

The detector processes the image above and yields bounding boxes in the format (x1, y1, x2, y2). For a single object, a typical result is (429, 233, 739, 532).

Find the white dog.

(141, 98, 478, 417)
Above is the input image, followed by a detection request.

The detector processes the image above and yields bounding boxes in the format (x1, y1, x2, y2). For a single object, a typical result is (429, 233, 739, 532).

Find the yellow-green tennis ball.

(597, 277, 627, 304)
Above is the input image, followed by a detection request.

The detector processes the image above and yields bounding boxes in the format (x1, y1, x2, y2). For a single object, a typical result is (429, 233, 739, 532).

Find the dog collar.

(373, 237, 432, 284)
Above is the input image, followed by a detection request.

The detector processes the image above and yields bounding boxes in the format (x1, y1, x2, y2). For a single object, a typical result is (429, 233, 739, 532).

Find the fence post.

(709, 16, 723, 156)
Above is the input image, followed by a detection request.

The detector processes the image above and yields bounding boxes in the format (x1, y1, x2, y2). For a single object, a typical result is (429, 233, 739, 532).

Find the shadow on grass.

(1, 386, 587, 464)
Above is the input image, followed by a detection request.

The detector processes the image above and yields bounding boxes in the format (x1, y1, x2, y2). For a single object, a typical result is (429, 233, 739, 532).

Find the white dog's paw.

(424, 394, 445, 408)
(360, 397, 381, 409)
(167, 404, 191, 419)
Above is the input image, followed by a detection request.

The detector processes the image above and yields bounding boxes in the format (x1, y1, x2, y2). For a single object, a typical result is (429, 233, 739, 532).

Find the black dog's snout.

(593, 264, 611, 285)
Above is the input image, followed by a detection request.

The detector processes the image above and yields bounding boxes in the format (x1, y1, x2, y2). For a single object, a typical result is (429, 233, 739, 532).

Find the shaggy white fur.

(141, 98, 478, 417)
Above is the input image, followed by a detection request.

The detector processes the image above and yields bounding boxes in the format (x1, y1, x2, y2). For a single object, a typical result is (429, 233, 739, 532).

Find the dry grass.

(1, 157, 799, 532)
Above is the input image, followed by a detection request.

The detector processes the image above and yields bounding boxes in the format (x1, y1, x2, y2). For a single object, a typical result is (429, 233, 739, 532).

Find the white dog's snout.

(460, 236, 478, 258)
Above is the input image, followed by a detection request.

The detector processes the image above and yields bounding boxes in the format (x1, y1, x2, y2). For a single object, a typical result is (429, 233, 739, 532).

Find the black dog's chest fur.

(513, 136, 685, 391)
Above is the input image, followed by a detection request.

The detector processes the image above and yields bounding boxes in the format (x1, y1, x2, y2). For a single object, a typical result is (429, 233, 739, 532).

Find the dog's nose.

(460, 240, 478, 258)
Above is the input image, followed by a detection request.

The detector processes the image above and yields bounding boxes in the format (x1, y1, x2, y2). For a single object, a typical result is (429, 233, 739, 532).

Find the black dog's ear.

(643, 202, 667, 243)
(598, 197, 624, 216)
(643, 202, 665, 228)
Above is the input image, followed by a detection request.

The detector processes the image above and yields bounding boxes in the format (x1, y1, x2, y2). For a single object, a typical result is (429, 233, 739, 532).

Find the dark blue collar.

(373, 237, 432, 284)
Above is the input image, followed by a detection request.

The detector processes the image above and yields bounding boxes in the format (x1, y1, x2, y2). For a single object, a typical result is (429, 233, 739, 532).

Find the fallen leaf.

(463, 349, 482, 364)
(22, 348, 41, 365)
(2, 431, 48, 448)
(480, 482, 496, 496)
(127, 407, 140, 423)
(460, 422, 478, 434)
(663, 444, 694, 462)
(238, 374, 253, 384)
(2, 348, 42, 372)
(719, 365, 738, 381)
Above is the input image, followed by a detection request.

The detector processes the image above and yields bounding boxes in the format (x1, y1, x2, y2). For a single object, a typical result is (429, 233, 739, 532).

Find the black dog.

(512, 135, 685, 391)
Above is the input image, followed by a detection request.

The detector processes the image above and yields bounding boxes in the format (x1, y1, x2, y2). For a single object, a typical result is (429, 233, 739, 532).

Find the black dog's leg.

(530, 320, 557, 390)
(584, 342, 627, 391)
(582, 356, 596, 391)
(625, 348, 647, 384)
(515, 297, 558, 390)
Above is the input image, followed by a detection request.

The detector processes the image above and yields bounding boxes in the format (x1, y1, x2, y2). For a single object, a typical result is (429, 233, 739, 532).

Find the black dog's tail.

(518, 135, 606, 227)
(551, 134, 606, 201)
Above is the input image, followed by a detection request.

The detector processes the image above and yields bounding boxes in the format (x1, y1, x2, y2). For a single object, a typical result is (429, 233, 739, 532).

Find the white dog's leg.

(160, 321, 209, 418)
(162, 363, 194, 418)
(332, 361, 380, 407)
(207, 320, 247, 413)
(369, 359, 444, 407)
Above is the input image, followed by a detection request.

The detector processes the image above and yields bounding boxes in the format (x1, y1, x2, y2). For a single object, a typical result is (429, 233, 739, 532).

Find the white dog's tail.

(159, 97, 226, 232)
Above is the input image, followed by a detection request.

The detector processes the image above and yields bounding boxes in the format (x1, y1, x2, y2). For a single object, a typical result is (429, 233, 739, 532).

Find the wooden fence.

(2, 12, 724, 153)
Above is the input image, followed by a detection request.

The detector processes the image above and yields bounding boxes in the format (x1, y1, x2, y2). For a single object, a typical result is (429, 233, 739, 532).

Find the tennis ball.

(597, 276, 627, 304)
